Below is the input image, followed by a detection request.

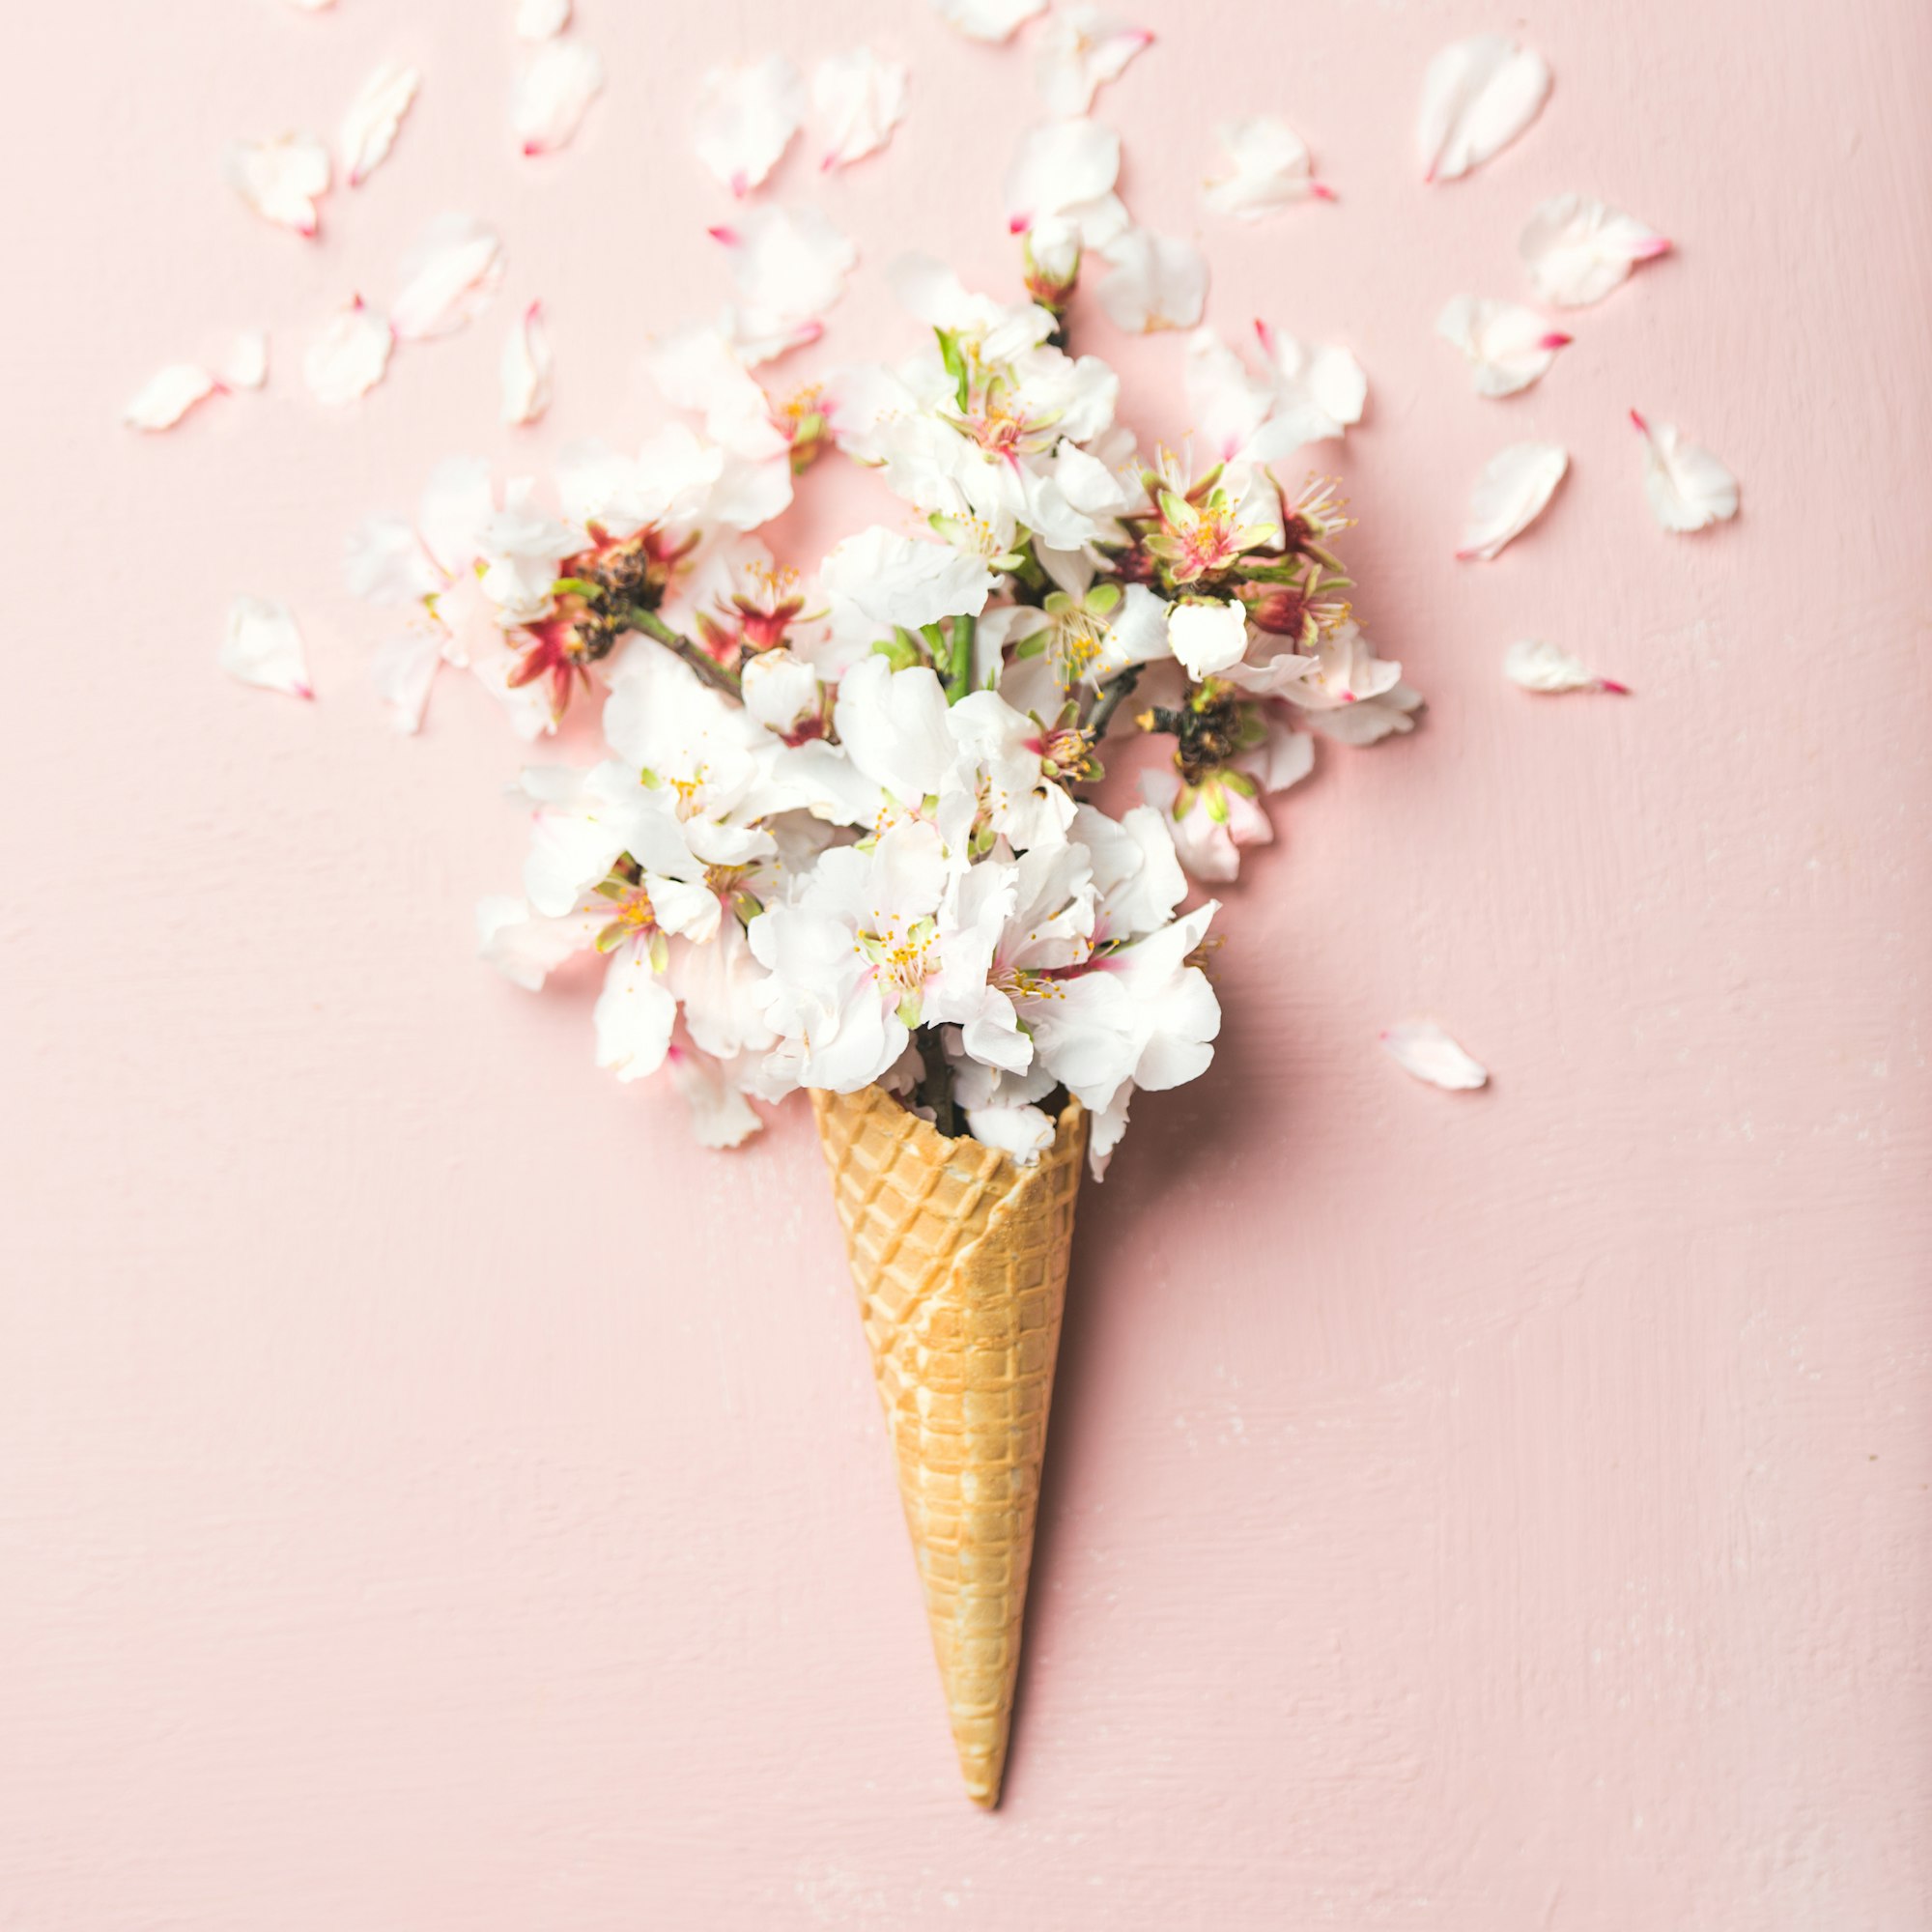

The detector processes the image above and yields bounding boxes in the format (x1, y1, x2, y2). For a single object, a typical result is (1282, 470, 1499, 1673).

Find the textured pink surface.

(4, 1, 1929, 1925)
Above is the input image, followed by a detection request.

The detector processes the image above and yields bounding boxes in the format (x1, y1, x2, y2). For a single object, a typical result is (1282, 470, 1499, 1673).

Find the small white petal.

(513, 0, 570, 39)
(513, 38, 604, 156)
(224, 132, 330, 237)
(500, 300, 554, 425)
(1435, 295, 1571, 398)
(1380, 1020, 1488, 1091)
(694, 55, 804, 194)
(340, 61, 420, 187)
(1035, 8, 1152, 117)
(929, 0, 1046, 43)
(1418, 35, 1550, 185)
(220, 330, 269, 390)
(710, 205, 856, 344)
(1004, 118, 1121, 236)
(390, 214, 506, 340)
(123, 364, 218, 431)
(1457, 441, 1568, 561)
(1632, 412, 1739, 532)
(810, 47, 909, 171)
(1520, 193, 1671, 307)
(1203, 115, 1331, 221)
(1095, 229, 1207, 333)
(222, 596, 313, 699)
(1503, 639, 1627, 695)
(303, 298, 393, 405)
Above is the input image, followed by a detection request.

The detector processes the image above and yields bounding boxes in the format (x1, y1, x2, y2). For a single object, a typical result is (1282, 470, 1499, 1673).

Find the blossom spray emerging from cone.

(812, 1084, 1087, 1807)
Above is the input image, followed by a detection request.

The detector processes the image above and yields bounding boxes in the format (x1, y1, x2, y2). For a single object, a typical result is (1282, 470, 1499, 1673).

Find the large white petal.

(224, 132, 330, 237)
(694, 55, 804, 194)
(513, 38, 604, 156)
(1380, 1020, 1488, 1091)
(1417, 35, 1550, 185)
(340, 62, 419, 188)
(1004, 118, 1121, 235)
(1435, 295, 1570, 398)
(1520, 193, 1671, 307)
(303, 298, 393, 405)
(710, 205, 856, 341)
(594, 947, 678, 1083)
(929, 0, 1046, 43)
(1502, 638, 1627, 695)
(1203, 115, 1330, 220)
(810, 47, 909, 171)
(1632, 412, 1739, 532)
(666, 1044, 762, 1148)
(1095, 229, 1207, 333)
(1456, 440, 1568, 561)
(390, 214, 505, 340)
(123, 363, 218, 431)
(513, 0, 570, 39)
(1035, 8, 1152, 117)
(221, 596, 313, 699)
(499, 300, 553, 425)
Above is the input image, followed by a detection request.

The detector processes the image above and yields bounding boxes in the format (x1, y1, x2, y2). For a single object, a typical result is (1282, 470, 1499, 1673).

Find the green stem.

(626, 609, 742, 699)
(945, 614, 976, 703)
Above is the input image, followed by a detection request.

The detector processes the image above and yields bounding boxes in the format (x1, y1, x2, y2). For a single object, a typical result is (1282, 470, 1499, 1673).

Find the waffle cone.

(811, 1083, 1088, 1808)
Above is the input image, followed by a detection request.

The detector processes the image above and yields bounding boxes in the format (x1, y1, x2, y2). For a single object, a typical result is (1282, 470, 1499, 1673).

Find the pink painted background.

(4, 0, 1929, 1924)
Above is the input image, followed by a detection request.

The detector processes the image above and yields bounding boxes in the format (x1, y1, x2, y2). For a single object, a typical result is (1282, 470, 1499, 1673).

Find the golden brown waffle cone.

(811, 1083, 1088, 1808)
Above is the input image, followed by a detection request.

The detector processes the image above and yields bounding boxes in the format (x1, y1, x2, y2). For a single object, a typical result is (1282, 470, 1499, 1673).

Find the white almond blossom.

(1203, 116, 1331, 220)
(811, 48, 909, 171)
(694, 56, 804, 194)
(1457, 441, 1569, 561)
(513, 37, 604, 156)
(1035, 8, 1153, 116)
(1435, 295, 1570, 398)
(1632, 412, 1739, 532)
(340, 62, 420, 187)
(1276, 622, 1422, 744)
(222, 597, 314, 699)
(1417, 35, 1550, 184)
(1520, 194, 1670, 307)
(225, 132, 330, 237)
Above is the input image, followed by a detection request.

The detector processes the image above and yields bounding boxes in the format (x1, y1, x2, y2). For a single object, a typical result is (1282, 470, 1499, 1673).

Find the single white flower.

(1520, 194, 1670, 307)
(1435, 295, 1570, 398)
(1417, 35, 1550, 184)
(693, 56, 804, 195)
(1457, 441, 1568, 561)
(1632, 412, 1739, 532)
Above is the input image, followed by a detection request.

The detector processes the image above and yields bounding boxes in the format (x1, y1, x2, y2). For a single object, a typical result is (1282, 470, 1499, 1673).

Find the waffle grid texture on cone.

(811, 1083, 1088, 1808)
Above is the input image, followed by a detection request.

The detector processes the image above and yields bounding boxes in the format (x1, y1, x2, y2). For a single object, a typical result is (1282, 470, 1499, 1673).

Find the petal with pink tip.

(694, 55, 804, 194)
(1203, 115, 1329, 220)
(1435, 295, 1570, 397)
(712, 205, 856, 348)
(1035, 7, 1152, 117)
(1004, 118, 1121, 237)
(500, 301, 554, 425)
(928, 0, 1046, 43)
(1503, 639, 1626, 694)
(224, 132, 330, 236)
(124, 363, 218, 431)
(390, 215, 506, 340)
(340, 61, 420, 187)
(303, 298, 393, 405)
(513, 38, 603, 156)
(1095, 229, 1207, 334)
(1417, 35, 1549, 184)
(810, 47, 908, 171)
(222, 597, 314, 699)
(1632, 412, 1739, 532)
(1457, 441, 1567, 560)
(1380, 1020, 1488, 1091)
(1520, 194, 1670, 307)
(667, 1043, 763, 1149)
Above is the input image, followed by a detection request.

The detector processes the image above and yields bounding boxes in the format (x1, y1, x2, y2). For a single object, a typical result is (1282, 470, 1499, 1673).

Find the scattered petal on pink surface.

(1380, 1020, 1489, 1091)
(1435, 294, 1570, 397)
(220, 330, 269, 390)
(390, 215, 506, 340)
(123, 363, 219, 431)
(1203, 115, 1330, 220)
(221, 597, 313, 699)
(710, 205, 856, 349)
(513, 0, 570, 39)
(1521, 192, 1671, 306)
(1253, 320, 1368, 443)
(1096, 229, 1207, 332)
(1417, 34, 1550, 184)
(282, 0, 333, 12)
(1457, 440, 1568, 560)
(372, 629, 446, 734)
(694, 56, 805, 194)
(500, 301, 554, 425)
(340, 61, 421, 187)
(512, 38, 604, 156)
(224, 132, 330, 237)
(928, 0, 1046, 43)
(1503, 638, 1629, 695)
(667, 1044, 762, 1149)
(810, 48, 908, 171)
(1632, 411, 1740, 531)
(303, 298, 394, 405)
(1003, 118, 1121, 236)
(1035, 7, 1152, 117)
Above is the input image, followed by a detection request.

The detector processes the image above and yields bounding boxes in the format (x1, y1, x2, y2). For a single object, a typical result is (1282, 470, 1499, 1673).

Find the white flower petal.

(1096, 229, 1207, 333)
(1435, 295, 1570, 398)
(1380, 1020, 1488, 1092)
(929, 0, 1046, 43)
(1417, 35, 1550, 185)
(340, 61, 420, 187)
(709, 205, 856, 343)
(221, 596, 313, 699)
(499, 300, 553, 425)
(1502, 638, 1627, 695)
(513, 0, 570, 39)
(1035, 7, 1152, 117)
(1167, 600, 1249, 680)
(513, 37, 603, 156)
(821, 526, 996, 633)
(1005, 118, 1120, 236)
(123, 363, 218, 431)
(694, 55, 804, 194)
(372, 628, 445, 732)
(303, 298, 393, 405)
(1632, 412, 1739, 532)
(1252, 320, 1367, 447)
(283, 0, 333, 11)
(1520, 193, 1671, 307)
(810, 47, 909, 171)
(1457, 440, 1568, 561)
(667, 1044, 762, 1149)
(1203, 115, 1331, 220)
(221, 330, 269, 390)
(224, 132, 330, 237)
(390, 214, 505, 340)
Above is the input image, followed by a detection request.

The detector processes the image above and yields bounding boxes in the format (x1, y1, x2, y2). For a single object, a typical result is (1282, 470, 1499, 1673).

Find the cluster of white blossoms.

(441, 235, 1415, 1172)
